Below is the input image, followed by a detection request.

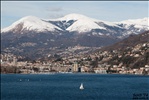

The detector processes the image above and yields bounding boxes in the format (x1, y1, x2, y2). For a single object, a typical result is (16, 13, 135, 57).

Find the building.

(94, 69, 107, 74)
(73, 62, 79, 72)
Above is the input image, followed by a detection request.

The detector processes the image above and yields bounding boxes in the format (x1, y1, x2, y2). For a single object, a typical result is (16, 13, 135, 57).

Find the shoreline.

(1, 72, 148, 76)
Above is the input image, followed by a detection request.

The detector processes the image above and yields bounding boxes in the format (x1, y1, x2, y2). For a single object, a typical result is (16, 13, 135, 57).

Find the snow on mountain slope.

(56, 13, 120, 32)
(66, 18, 106, 33)
(117, 17, 149, 29)
(1, 16, 62, 33)
(54, 13, 105, 32)
(51, 13, 119, 27)
(1, 14, 148, 36)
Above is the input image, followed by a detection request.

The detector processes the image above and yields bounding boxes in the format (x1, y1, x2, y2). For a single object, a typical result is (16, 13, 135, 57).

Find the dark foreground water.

(1, 74, 149, 100)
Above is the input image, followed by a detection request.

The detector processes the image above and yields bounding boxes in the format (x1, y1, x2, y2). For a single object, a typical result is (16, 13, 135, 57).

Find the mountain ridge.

(1, 16, 62, 33)
(2, 13, 149, 36)
(1, 13, 149, 60)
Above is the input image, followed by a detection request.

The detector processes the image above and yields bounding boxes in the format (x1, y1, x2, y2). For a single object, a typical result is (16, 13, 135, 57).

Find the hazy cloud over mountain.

(46, 7, 63, 12)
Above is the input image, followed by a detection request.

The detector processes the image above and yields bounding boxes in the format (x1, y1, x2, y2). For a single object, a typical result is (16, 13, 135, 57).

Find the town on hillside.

(1, 42, 149, 75)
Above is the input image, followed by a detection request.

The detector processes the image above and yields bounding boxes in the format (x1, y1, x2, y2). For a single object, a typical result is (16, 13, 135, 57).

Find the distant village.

(1, 42, 149, 75)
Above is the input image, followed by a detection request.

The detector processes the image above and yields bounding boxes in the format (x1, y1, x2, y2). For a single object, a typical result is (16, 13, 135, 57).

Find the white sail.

(80, 83, 84, 90)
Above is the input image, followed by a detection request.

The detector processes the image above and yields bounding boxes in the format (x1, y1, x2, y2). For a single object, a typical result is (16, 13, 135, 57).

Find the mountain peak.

(1, 16, 62, 33)
(18, 16, 42, 22)
(66, 18, 106, 33)
(57, 13, 91, 21)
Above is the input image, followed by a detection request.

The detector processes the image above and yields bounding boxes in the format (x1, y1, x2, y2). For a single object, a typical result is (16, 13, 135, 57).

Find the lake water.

(1, 74, 149, 100)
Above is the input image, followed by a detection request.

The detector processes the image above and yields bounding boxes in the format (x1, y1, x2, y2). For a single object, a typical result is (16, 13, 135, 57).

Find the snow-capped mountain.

(54, 13, 106, 33)
(1, 13, 148, 36)
(1, 16, 62, 33)
(1, 13, 149, 60)
(115, 17, 149, 36)
(118, 17, 149, 29)
(66, 17, 106, 33)
(1, 14, 149, 58)
(48, 13, 121, 33)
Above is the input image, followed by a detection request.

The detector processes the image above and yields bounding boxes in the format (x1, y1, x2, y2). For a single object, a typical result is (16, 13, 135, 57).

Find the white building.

(94, 69, 107, 74)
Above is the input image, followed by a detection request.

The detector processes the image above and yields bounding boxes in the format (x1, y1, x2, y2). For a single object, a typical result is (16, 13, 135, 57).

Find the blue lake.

(1, 74, 149, 100)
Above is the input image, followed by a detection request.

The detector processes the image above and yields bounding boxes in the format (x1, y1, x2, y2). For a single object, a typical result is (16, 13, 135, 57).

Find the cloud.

(46, 7, 63, 12)
(47, 14, 64, 19)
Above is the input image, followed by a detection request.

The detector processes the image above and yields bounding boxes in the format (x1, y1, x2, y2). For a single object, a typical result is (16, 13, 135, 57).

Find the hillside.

(101, 30, 149, 51)
(94, 31, 149, 70)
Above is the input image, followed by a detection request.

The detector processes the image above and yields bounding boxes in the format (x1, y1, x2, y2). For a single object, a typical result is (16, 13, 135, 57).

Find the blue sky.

(1, 1, 149, 29)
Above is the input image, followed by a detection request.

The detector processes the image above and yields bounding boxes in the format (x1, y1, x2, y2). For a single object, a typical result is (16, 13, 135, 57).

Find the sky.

(1, 1, 149, 29)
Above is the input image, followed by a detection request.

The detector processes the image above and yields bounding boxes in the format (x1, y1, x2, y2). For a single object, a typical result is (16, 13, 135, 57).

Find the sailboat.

(79, 83, 84, 90)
